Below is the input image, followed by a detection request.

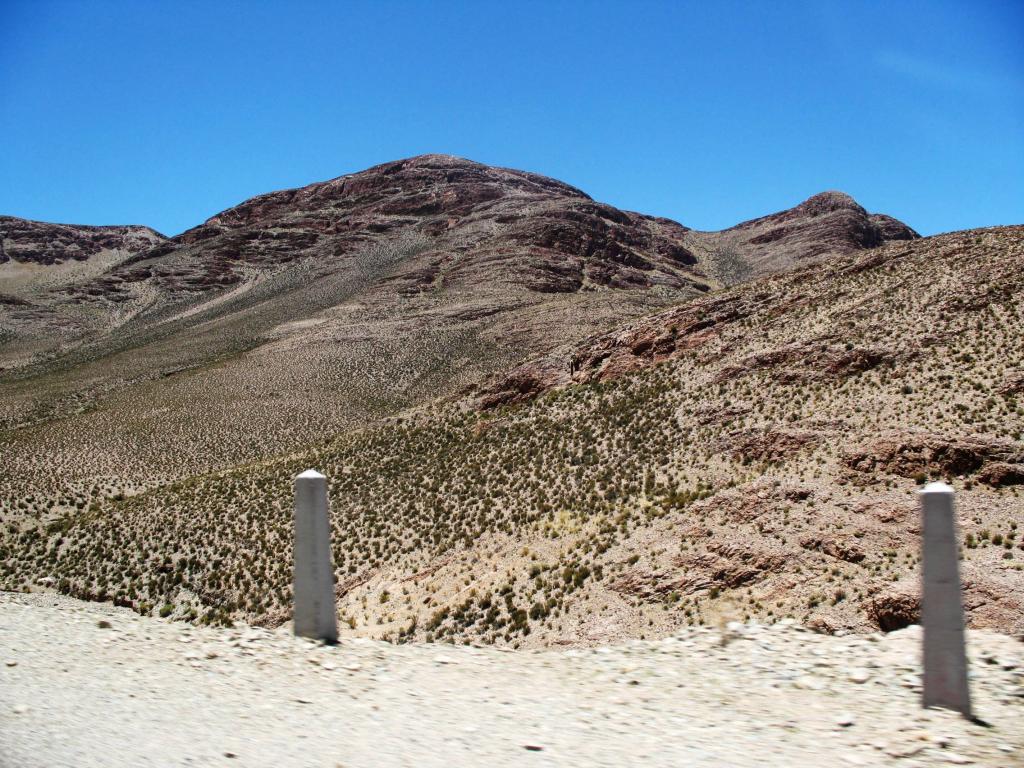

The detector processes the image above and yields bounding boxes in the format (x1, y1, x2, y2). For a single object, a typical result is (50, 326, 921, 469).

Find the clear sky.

(1, 0, 1021, 237)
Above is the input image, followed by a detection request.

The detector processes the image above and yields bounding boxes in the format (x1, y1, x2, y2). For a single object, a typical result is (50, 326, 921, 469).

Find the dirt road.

(1, 592, 1021, 767)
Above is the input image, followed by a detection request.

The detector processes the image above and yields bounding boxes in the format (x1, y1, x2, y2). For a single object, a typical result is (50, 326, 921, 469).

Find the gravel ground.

(1, 591, 1022, 767)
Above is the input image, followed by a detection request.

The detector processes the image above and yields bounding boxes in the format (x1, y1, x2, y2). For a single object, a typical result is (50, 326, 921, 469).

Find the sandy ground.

(1, 591, 1022, 768)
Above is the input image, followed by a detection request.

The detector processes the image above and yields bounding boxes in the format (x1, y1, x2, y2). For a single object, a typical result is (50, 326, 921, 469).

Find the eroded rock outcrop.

(843, 432, 1024, 481)
(712, 191, 919, 280)
(0, 216, 165, 266)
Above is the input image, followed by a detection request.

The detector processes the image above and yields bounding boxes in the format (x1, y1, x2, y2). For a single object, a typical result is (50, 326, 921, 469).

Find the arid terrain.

(2, 591, 1022, 768)
(1, 155, 1020, 650)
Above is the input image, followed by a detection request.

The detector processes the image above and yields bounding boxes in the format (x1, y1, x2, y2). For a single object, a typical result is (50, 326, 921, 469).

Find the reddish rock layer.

(0, 216, 164, 266)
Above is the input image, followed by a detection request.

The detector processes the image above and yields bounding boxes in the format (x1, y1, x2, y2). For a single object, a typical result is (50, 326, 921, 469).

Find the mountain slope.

(0, 217, 166, 366)
(693, 191, 919, 284)
(0, 216, 164, 268)
(0, 155, 718, 513)
(0, 157, 915, 516)
(4, 154, 710, 352)
(5, 225, 1019, 644)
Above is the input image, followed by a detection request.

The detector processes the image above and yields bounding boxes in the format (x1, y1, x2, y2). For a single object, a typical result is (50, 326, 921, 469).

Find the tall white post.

(293, 469, 338, 643)
(920, 482, 971, 717)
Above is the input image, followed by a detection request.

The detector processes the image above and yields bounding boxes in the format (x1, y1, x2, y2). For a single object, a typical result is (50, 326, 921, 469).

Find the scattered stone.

(794, 675, 825, 691)
(97, 620, 112, 629)
(848, 668, 871, 684)
(3, 593, 1024, 767)
(942, 753, 972, 765)
(885, 744, 925, 759)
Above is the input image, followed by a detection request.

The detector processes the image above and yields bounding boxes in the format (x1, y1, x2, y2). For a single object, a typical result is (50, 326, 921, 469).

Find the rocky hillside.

(0, 156, 913, 518)
(0, 156, 719, 507)
(0, 216, 164, 267)
(2, 154, 712, 353)
(693, 191, 919, 284)
(4, 225, 1019, 647)
(0, 217, 166, 370)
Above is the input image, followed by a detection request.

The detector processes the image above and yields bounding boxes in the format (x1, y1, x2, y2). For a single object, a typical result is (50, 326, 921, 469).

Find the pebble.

(848, 668, 871, 684)
(793, 676, 825, 691)
(886, 744, 925, 759)
(942, 753, 972, 765)
(5, 660, 17, 667)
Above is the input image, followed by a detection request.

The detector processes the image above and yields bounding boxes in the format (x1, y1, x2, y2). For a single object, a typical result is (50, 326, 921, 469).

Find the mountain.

(2, 154, 712, 347)
(8, 154, 987, 648)
(0, 216, 166, 365)
(0, 157, 917, 368)
(0, 216, 164, 267)
(0, 156, 915, 509)
(3, 214, 1019, 646)
(693, 191, 919, 284)
(0, 155, 725, 510)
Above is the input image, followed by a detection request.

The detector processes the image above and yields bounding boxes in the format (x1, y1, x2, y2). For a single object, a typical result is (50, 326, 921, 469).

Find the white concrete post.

(920, 482, 971, 716)
(293, 469, 338, 643)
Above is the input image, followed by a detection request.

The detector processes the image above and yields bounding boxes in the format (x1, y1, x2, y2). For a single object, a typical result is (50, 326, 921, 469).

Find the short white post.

(293, 469, 338, 643)
(920, 482, 971, 717)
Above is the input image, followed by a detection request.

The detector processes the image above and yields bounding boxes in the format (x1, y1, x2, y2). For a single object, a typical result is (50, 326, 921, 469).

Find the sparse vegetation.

(1, 173, 1022, 647)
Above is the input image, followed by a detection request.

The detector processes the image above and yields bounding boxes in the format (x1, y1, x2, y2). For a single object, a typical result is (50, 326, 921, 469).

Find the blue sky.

(1, 0, 1021, 237)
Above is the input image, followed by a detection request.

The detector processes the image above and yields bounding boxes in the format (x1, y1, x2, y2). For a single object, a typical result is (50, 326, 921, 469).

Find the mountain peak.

(797, 191, 866, 216)
(713, 189, 918, 282)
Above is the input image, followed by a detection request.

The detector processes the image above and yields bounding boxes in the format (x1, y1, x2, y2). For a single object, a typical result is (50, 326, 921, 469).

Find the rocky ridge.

(0, 216, 165, 267)
(698, 190, 919, 283)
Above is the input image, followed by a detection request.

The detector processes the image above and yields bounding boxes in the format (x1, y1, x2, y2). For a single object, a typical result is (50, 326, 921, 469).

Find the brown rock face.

(868, 590, 921, 632)
(98, 154, 708, 302)
(0, 216, 165, 265)
(704, 190, 919, 283)
(842, 432, 1024, 481)
(976, 462, 1024, 487)
(799, 535, 866, 563)
(612, 541, 791, 600)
